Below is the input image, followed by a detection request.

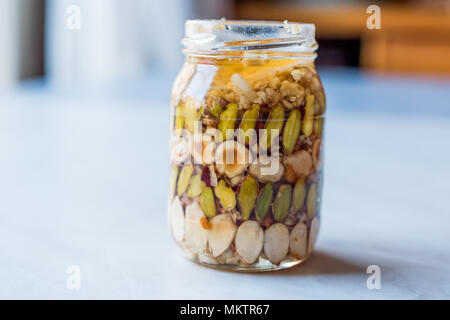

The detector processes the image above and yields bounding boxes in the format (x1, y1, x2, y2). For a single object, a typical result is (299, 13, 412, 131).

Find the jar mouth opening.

(182, 19, 318, 57)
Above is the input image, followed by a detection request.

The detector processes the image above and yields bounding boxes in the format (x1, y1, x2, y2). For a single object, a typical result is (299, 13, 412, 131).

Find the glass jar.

(168, 20, 325, 271)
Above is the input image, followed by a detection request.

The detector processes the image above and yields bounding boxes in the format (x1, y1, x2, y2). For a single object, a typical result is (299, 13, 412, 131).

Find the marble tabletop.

(1, 69, 449, 299)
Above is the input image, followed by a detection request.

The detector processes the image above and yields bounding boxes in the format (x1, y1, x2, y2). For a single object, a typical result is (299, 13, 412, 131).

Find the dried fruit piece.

(264, 223, 289, 265)
(308, 217, 320, 253)
(169, 165, 179, 199)
(200, 216, 211, 229)
(249, 156, 284, 183)
(273, 184, 292, 222)
(214, 179, 236, 211)
(215, 141, 252, 178)
(208, 214, 237, 257)
(260, 104, 285, 150)
(306, 183, 317, 219)
(239, 103, 259, 145)
(201, 166, 211, 186)
(174, 105, 185, 135)
(218, 103, 238, 141)
(255, 183, 273, 220)
(292, 178, 307, 211)
(284, 150, 312, 178)
(289, 222, 307, 259)
(168, 196, 184, 242)
(185, 201, 208, 252)
(284, 164, 297, 183)
(237, 176, 258, 220)
(177, 165, 193, 196)
(199, 187, 216, 218)
(282, 109, 301, 153)
(312, 138, 322, 170)
(235, 220, 264, 265)
(187, 174, 205, 198)
(302, 94, 314, 137)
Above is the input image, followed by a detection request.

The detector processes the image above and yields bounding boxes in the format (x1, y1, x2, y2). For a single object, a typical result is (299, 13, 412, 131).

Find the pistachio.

(289, 222, 307, 259)
(184, 98, 201, 133)
(249, 156, 284, 183)
(239, 103, 259, 145)
(302, 94, 314, 137)
(218, 103, 238, 141)
(260, 104, 285, 150)
(292, 178, 307, 211)
(185, 201, 208, 252)
(284, 150, 312, 178)
(214, 179, 236, 211)
(215, 141, 252, 178)
(306, 183, 317, 219)
(282, 109, 301, 153)
(174, 105, 185, 135)
(313, 118, 324, 138)
(308, 217, 320, 253)
(187, 174, 205, 198)
(168, 196, 184, 242)
(273, 184, 292, 222)
(210, 104, 223, 117)
(207, 214, 237, 257)
(199, 187, 216, 218)
(315, 91, 326, 116)
(169, 165, 179, 199)
(255, 183, 273, 220)
(264, 223, 289, 265)
(237, 176, 258, 220)
(235, 220, 264, 265)
(177, 165, 193, 196)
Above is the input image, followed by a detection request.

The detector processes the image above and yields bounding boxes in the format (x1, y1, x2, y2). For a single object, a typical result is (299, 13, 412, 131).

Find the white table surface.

(1, 69, 450, 299)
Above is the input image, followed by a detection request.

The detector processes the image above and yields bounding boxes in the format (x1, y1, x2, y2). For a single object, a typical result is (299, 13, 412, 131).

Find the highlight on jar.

(167, 20, 326, 271)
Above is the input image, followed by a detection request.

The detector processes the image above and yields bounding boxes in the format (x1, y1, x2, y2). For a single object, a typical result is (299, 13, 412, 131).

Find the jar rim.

(182, 19, 318, 56)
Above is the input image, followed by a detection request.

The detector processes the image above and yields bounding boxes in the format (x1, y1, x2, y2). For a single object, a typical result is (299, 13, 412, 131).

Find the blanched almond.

(235, 221, 264, 265)
(184, 202, 208, 252)
(289, 222, 307, 259)
(169, 196, 185, 242)
(264, 223, 289, 265)
(207, 214, 237, 257)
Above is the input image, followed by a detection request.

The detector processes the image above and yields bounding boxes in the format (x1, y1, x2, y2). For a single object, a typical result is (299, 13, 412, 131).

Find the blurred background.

(1, 0, 449, 89)
(1, 0, 450, 299)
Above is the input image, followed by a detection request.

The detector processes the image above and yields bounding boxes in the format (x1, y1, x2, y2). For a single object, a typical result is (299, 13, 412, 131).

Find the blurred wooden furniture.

(235, 2, 450, 74)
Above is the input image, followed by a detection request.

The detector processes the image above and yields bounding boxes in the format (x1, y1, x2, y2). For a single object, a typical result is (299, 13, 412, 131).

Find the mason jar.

(168, 20, 325, 271)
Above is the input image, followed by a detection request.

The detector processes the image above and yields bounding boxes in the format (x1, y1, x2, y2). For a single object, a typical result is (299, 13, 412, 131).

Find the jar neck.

(182, 20, 318, 60)
(184, 50, 317, 61)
